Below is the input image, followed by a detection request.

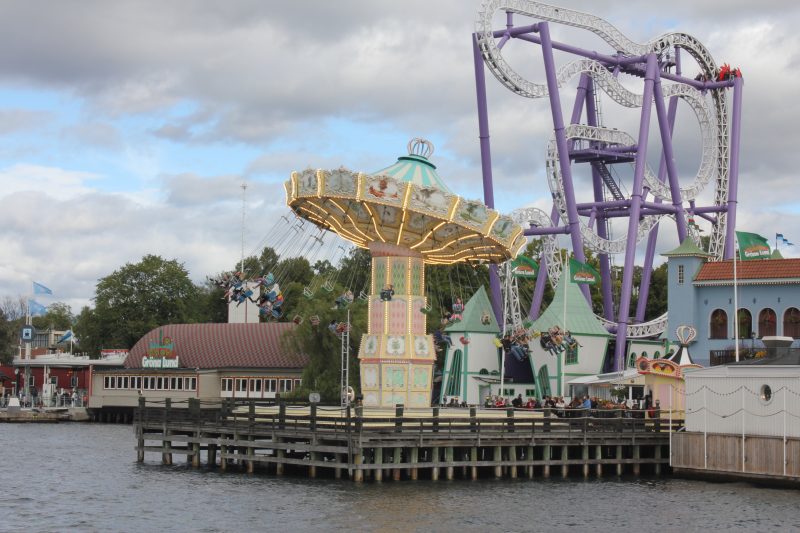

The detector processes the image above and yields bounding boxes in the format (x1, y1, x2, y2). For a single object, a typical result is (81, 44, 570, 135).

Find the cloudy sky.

(1, 0, 798, 313)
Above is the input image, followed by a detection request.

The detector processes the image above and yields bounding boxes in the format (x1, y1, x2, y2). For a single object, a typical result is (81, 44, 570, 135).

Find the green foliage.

(74, 255, 198, 355)
(32, 302, 73, 331)
(0, 308, 13, 365)
(281, 284, 366, 403)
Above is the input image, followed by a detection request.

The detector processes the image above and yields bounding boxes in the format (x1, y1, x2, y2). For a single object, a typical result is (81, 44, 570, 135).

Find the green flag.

(569, 257, 600, 285)
(736, 231, 771, 260)
(510, 255, 539, 278)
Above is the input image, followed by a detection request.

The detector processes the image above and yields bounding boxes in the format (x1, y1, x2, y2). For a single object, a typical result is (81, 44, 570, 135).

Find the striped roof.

(124, 323, 309, 370)
(694, 258, 800, 284)
(371, 148, 452, 193)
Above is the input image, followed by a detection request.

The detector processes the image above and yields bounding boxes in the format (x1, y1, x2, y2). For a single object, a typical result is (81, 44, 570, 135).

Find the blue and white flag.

(28, 299, 47, 316)
(776, 233, 785, 240)
(57, 330, 73, 344)
(33, 282, 53, 295)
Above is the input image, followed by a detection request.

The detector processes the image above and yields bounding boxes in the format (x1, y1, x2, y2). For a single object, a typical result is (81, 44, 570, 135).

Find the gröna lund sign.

(142, 329, 179, 368)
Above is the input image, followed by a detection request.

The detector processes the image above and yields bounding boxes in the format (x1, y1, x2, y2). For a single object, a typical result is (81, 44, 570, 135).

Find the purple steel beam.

(652, 70, 687, 240)
(528, 72, 590, 319)
(472, 33, 503, 324)
(691, 206, 727, 215)
(584, 77, 615, 320)
(529, 205, 561, 319)
(635, 87, 679, 321)
(724, 76, 744, 258)
(614, 54, 658, 371)
(539, 22, 591, 303)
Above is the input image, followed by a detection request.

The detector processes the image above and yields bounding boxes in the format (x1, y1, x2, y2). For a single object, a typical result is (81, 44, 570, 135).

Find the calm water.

(2, 423, 798, 532)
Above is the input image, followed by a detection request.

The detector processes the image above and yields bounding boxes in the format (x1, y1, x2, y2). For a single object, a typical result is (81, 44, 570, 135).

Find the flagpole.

(734, 234, 740, 362)
(561, 252, 567, 398)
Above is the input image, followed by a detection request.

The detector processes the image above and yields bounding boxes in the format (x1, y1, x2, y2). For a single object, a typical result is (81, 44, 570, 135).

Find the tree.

(74, 255, 198, 355)
(32, 302, 73, 331)
(282, 283, 367, 403)
(0, 308, 14, 364)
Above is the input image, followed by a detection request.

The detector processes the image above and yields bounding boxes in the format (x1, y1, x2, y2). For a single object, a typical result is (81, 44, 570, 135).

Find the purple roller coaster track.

(472, 1, 743, 371)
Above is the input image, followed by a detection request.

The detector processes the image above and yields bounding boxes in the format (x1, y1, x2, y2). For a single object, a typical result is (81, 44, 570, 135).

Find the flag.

(569, 257, 600, 285)
(28, 299, 47, 316)
(57, 330, 73, 344)
(776, 233, 785, 240)
(736, 231, 771, 260)
(33, 281, 53, 295)
(787, 242, 795, 247)
(510, 255, 539, 278)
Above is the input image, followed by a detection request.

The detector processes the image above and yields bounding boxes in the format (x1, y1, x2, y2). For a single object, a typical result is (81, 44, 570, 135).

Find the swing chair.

(309, 315, 321, 327)
(292, 315, 304, 325)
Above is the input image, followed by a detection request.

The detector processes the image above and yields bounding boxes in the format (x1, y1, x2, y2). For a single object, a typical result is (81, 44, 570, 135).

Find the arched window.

(784, 307, 800, 339)
(758, 308, 777, 338)
(709, 309, 728, 339)
(737, 309, 752, 339)
(537, 365, 551, 398)
(628, 352, 637, 368)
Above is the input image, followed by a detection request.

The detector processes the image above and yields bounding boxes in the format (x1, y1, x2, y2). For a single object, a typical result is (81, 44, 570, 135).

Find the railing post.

(506, 407, 515, 433)
(354, 405, 363, 434)
(310, 402, 317, 432)
(278, 401, 286, 430)
(395, 404, 404, 433)
(433, 407, 440, 433)
(469, 406, 477, 434)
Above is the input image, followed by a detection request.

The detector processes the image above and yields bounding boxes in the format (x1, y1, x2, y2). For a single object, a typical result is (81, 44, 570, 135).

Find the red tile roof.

(124, 323, 309, 370)
(695, 258, 800, 283)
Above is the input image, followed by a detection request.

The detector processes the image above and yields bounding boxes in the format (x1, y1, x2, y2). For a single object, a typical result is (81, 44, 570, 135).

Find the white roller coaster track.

(481, 1, 731, 337)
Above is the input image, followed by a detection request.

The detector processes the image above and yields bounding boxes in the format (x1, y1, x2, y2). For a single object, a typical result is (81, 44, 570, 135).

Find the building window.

(294, 379, 302, 389)
(525, 389, 536, 397)
(142, 378, 150, 390)
(170, 377, 177, 390)
(565, 343, 578, 365)
(222, 378, 233, 392)
(250, 379, 262, 393)
(123, 377, 129, 389)
(187, 378, 197, 391)
(104, 376, 111, 389)
(737, 308, 753, 338)
(784, 307, 800, 338)
(677, 264, 685, 285)
(157, 377, 164, 390)
(503, 388, 515, 396)
(116, 376, 123, 389)
(236, 378, 247, 392)
(758, 308, 777, 338)
(265, 379, 277, 393)
(628, 352, 637, 368)
(709, 309, 728, 339)
(280, 379, 292, 392)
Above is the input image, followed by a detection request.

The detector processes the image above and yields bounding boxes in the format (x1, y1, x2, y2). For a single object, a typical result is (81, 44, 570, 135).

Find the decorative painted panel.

(361, 335, 379, 357)
(363, 390, 380, 407)
(372, 258, 387, 294)
(322, 168, 357, 197)
(391, 258, 407, 293)
(362, 175, 404, 205)
(408, 391, 429, 407)
(295, 169, 319, 197)
(382, 365, 407, 391)
(361, 364, 379, 390)
(410, 365, 431, 391)
(385, 335, 406, 358)
(409, 261, 423, 295)
(369, 298, 384, 335)
(413, 336, 431, 358)
(388, 298, 407, 332)
(382, 391, 407, 407)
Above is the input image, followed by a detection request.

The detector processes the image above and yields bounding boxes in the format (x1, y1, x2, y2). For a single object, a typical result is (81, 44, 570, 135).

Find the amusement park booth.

(664, 239, 800, 366)
(527, 278, 611, 399)
(89, 323, 309, 418)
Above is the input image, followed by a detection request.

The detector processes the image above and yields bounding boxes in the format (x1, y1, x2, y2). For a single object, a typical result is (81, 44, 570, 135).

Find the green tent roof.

(771, 249, 784, 259)
(445, 285, 499, 334)
(662, 238, 711, 258)
(371, 139, 453, 193)
(529, 278, 610, 336)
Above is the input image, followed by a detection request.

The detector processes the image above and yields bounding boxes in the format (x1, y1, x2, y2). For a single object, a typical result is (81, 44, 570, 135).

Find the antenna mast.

(240, 182, 247, 271)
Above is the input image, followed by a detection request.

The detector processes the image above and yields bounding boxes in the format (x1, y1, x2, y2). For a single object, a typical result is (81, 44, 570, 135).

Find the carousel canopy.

(285, 139, 525, 265)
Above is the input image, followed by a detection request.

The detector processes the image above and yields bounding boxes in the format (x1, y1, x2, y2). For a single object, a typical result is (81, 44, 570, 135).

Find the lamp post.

(751, 331, 756, 358)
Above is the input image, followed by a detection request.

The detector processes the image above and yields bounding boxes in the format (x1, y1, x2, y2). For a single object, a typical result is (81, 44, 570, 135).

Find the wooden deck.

(134, 398, 680, 481)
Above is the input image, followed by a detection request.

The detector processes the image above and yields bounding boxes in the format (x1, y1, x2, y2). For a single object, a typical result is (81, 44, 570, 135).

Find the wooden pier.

(134, 398, 680, 481)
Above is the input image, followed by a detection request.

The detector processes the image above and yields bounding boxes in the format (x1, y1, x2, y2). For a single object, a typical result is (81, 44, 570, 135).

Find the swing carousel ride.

(285, 139, 526, 407)
(474, 0, 743, 371)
